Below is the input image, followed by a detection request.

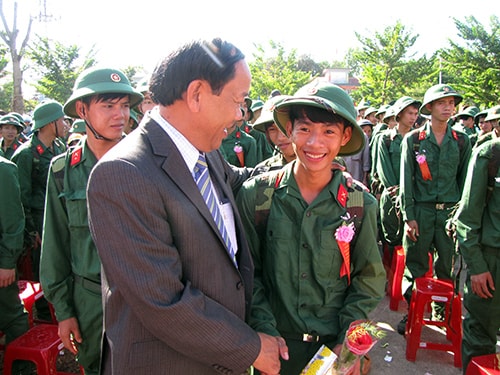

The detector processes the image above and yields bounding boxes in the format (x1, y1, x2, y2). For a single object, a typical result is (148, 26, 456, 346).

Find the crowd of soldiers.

(1, 61, 499, 375)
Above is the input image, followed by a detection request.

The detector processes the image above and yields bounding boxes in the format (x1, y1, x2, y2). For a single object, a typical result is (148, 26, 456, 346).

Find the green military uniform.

(242, 122, 274, 163)
(250, 153, 287, 177)
(40, 138, 102, 374)
(237, 162, 386, 374)
(400, 123, 471, 301)
(0, 156, 31, 374)
(11, 134, 66, 277)
(219, 126, 259, 167)
(1, 139, 23, 160)
(453, 138, 500, 373)
(377, 127, 404, 246)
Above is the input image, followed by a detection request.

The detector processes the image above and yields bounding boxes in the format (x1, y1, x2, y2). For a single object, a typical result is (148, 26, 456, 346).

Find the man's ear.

(75, 100, 86, 119)
(341, 125, 353, 146)
(185, 80, 205, 112)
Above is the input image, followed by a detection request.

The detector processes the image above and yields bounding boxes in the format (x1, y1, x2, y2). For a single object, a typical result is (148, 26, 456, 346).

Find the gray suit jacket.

(87, 117, 260, 374)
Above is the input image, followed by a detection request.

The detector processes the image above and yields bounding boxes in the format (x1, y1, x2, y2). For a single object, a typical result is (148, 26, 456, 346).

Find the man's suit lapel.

(143, 119, 234, 261)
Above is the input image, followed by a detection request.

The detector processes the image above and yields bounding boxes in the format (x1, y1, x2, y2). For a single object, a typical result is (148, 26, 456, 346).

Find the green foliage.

(0, 43, 8, 79)
(0, 79, 12, 111)
(26, 35, 96, 104)
(248, 41, 314, 100)
(347, 21, 436, 105)
(440, 16, 500, 108)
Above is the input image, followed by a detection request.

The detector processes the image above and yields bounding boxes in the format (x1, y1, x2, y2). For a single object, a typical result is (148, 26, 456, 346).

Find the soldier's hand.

(405, 220, 419, 242)
(471, 271, 495, 299)
(58, 317, 82, 355)
(0, 268, 16, 288)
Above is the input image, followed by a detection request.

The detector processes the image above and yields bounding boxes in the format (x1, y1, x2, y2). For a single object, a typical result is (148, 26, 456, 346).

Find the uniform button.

(306, 211, 312, 217)
(301, 272, 307, 279)
(236, 281, 243, 289)
(300, 303, 306, 308)
(302, 243, 308, 249)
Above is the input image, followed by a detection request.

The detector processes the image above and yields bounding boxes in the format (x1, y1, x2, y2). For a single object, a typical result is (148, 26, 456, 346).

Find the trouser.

(33, 208, 53, 321)
(462, 246, 500, 374)
(73, 276, 103, 375)
(0, 278, 31, 374)
(402, 203, 456, 303)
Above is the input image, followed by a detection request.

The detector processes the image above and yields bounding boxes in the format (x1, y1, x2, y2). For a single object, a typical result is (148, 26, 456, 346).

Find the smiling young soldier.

(237, 81, 386, 375)
(40, 67, 143, 375)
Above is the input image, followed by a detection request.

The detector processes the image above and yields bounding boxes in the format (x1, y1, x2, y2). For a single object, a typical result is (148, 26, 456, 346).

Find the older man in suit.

(87, 38, 287, 375)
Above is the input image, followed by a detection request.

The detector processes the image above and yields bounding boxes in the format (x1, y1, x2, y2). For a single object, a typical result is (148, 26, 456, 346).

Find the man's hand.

(471, 271, 495, 299)
(405, 220, 419, 242)
(58, 317, 82, 355)
(253, 332, 288, 375)
(0, 268, 16, 288)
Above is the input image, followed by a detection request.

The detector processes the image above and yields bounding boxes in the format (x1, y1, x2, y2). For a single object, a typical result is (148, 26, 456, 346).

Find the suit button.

(236, 281, 243, 289)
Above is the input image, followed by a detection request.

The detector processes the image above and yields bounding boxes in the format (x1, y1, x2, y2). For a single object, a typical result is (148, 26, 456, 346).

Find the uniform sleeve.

(399, 134, 415, 222)
(0, 161, 25, 269)
(454, 147, 489, 275)
(457, 135, 472, 191)
(11, 148, 36, 233)
(40, 159, 75, 321)
(377, 134, 398, 188)
(337, 192, 386, 342)
(236, 179, 280, 337)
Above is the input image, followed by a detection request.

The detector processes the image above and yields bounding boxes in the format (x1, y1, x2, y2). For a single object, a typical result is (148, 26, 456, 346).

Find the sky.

(4, 0, 497, 79)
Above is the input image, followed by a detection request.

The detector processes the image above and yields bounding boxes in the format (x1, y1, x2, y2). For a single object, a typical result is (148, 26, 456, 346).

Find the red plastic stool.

(388, 245, 405, 311)
(405, 277, 462, 367)
(18, 280, 57, 326)
(466, 354, 500, 374)
(3, 324, 64, 375)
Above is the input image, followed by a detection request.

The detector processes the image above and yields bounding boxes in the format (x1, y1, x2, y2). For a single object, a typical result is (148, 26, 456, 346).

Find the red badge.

(70, 147, 82, 166)
(110, 73, 121, 82)
(452, 129, 458, 140)
(236, 131, 241, 139)
(337, 184, 348, 208)
(36, 144, 44, 155)
(418, 130, 426, 141)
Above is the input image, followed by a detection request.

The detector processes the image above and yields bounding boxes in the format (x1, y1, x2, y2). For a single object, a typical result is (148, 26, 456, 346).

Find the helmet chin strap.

(81, 106, 115, 142)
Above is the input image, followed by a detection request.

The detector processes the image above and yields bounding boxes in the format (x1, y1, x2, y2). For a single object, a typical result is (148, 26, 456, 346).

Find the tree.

(440, 16, 500, 107)
(249, 41, 314, 100)
(27, 35, 96, 104)
(347, 21, 434, 105)
(0, 0, 32, 113)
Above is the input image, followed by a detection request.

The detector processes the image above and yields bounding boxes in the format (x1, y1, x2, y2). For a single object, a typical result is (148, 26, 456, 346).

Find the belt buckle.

(435, 203, 445, 210)
(302, 333, 319, 342)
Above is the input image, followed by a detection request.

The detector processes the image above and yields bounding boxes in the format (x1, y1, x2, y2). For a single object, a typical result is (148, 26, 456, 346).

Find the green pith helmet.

(484, 105, 500, 122)
(356, 99, 370, 111)
(383, 106, 396, 122)
(64, 67, 143, 118)
(474, 108, 489, 122)
(273, 81, 364, 156)
(9, 112, 25, 125)
(0, 113, 24, 133)
(250, 99, 264, 113)
(457, 106, 479, 119)
(376, 104, 391, 117)
(364, 106, 378, 118)
(69, 119, 86, 134)
(32, 100, 65, 131)
(253, 95, 291, 133)
(136, 75, 151, 94)
(358, 119, 373, 128)
(393, 96, 422, 118)
(130, 109, 139, 125)
(420, 84, 463, 115)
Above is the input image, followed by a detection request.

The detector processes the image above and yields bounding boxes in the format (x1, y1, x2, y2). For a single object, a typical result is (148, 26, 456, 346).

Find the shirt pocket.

(319, 229, 346, 283)
(62, 189, 88, 230)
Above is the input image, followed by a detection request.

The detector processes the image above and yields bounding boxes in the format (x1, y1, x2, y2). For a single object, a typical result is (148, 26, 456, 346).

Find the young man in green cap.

(0, 114, 25, 159)
(453, 106, 479, 146)
(11, 100, 68, 319)
(452, 137, 500, 373)
(475, 105, 500, 148)
(376, 96, 421, 254)
(399, 84, 472, 332)
(241, 97, 275, 164)
(40, 67, 143, 375)
(237, 81, 386, 375)
(0, 155, 31, 374)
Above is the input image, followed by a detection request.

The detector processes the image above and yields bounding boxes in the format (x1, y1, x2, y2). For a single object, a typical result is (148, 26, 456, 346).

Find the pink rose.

(335, 223, 355, 243)
(416, 154, 426, 165)
(234, 145, 243, 153)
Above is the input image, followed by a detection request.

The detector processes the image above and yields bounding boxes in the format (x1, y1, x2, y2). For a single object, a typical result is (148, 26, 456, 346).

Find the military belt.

(281, 331, 336, 343)
(417, 202, 455, 210)
(73, 274, 101, 294)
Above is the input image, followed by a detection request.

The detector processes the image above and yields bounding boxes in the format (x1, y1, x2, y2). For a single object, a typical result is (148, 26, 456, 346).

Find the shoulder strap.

(346, 183, 365, 237)
(50, 153, 67, 194)
(254, 170, 284, 235)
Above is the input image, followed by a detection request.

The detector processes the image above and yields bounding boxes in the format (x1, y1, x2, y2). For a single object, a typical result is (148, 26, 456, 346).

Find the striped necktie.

(194, 153, 236, 265)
